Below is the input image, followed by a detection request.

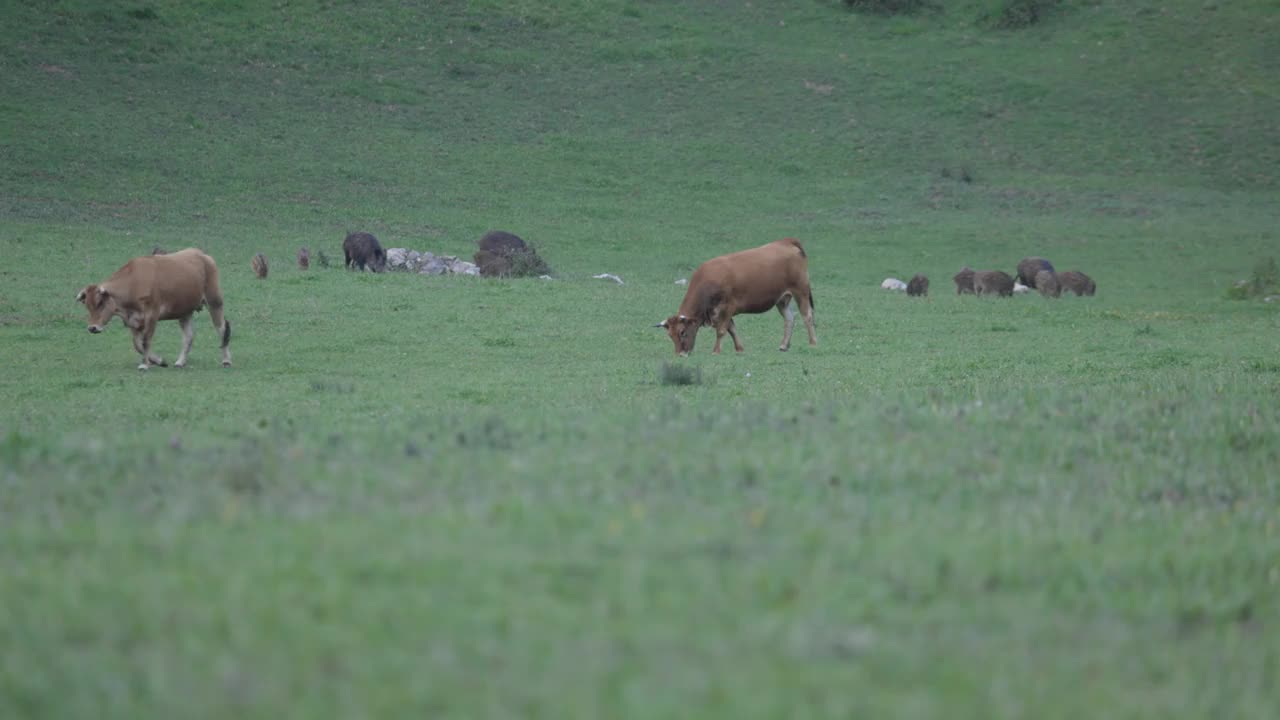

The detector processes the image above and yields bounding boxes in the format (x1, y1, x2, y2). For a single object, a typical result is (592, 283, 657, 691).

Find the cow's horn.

(655, 320, 667, 328)
(75, 289, 86, 302)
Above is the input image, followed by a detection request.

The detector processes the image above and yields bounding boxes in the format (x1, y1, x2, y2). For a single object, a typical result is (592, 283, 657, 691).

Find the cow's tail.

(221, 319, 232, 348)
(782, 237, 806, 258)
(809, 287, 816, 310)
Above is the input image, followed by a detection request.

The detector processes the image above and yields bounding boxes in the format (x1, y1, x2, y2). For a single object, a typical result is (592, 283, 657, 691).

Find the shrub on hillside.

(981, 0, 1063, 29)
(474, 230, 552, 278)
(842, 0, 934, 16)
(1226, 256, 1279, 300)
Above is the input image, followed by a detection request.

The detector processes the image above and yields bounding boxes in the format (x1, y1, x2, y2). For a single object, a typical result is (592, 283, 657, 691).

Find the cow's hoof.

(778, 346, 790, 352)
(222, 361, 232, 368)
(174, 362, 186, 369)
(137, 364, 149, 371)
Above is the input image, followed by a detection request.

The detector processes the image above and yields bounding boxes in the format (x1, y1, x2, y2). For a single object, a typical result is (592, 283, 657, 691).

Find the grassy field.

(2, 0, 1279, 717)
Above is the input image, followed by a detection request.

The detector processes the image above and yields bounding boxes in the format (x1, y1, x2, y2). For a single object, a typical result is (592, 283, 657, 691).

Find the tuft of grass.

(659, 362, 703, 386)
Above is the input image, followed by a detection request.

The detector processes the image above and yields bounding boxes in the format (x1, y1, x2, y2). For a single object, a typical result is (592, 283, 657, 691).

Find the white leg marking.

(174, 316, 194, 368)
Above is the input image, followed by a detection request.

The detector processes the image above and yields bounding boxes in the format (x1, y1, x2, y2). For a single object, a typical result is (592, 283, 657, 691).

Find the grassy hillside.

(1, 1, 1278, 717)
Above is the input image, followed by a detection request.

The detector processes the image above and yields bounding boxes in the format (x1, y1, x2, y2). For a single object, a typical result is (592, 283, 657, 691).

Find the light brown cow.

(657, 237, 816, 356)
(76, 248, 232, 370)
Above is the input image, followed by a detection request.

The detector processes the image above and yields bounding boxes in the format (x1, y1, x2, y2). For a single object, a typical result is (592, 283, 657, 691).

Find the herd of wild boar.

(906, 256, 1095, 299)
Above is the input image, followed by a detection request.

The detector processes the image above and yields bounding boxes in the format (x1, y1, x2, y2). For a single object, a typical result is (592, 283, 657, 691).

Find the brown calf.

(76, 248, 232, 370)
(657, 237, 816, 356)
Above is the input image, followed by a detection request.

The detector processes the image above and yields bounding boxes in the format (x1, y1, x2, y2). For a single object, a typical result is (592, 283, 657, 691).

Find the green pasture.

(2, 0, 1279, 717)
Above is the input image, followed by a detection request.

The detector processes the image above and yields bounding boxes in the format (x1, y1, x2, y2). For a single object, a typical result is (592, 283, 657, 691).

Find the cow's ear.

(655, 320, 668, 328)
(75, 289, 86, 303)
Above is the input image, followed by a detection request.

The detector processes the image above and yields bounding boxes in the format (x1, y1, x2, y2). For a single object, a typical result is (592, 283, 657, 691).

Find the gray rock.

(386, 248, 409, 270)
(407, 251, 431, 272)
(419, 257, 450, 275)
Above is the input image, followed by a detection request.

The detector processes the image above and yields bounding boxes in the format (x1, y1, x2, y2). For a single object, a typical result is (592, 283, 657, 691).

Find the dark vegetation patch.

(980, 0, 1064, 29)
(453, 416, 516, 450)
(659, 362, 703, 386)
(1225, 256, 1279, 300)
(842, 0, 935, 15)
(939, 166, 974, 183)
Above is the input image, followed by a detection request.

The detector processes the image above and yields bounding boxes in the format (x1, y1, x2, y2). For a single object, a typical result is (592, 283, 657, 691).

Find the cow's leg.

(725, 319, 744, 352)
(777, 296, 796, 351)
(136, 316, 160, 370)
(798, 291, 817, 346)
(712, 324, 725, 354)
(130, 324, 166, 367)
(173, 314, 195, 368)
(208, 301, 232, 367)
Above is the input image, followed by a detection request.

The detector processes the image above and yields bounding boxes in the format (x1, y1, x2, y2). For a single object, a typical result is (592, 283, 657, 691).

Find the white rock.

(593, 273, 625, 285)
(386, 248, 409, 270)
(539, 275, 553, 280)
(1013, 282, 1031, 294)
(880, 278, 906, 291)
(449, 260, 480, 275)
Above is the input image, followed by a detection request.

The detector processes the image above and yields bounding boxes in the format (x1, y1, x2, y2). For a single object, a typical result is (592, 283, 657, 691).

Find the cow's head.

(656, 315, 699, 356)
(76, 284, 117, 333)
(370, 248, 388, 273)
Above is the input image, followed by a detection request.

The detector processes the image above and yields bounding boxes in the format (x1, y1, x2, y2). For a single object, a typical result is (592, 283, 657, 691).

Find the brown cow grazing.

(298, 247, 310, 270)
(1058, 270, 1096, 296)
(657, 237, 816, 356)
(252, 252, 269, 279)
(1016, 257, 1055, 288)
(953, 266, 976, 294)
(973, 270, 1015, 297)
(343, 232, 387, 272)
(76, 248, 232, 370)
(1035, 269, 1061, 298)
(906, 274, 929, 297)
